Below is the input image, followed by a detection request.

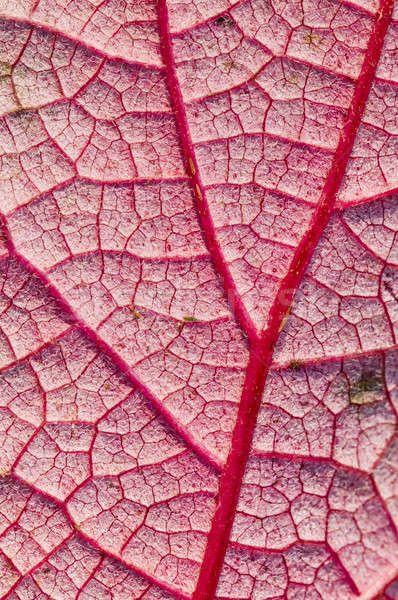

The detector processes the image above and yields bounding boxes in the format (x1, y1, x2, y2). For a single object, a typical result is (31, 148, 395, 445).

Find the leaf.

(0, 0, 397, 599)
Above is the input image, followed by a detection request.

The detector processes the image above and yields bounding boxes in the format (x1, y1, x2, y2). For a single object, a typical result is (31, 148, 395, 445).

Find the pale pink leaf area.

(0, 0, 397, 598)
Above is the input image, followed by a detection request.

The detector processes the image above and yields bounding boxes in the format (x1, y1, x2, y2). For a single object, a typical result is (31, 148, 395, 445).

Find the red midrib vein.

(158, 1, 394, 598)
(158, 0, 258, 345)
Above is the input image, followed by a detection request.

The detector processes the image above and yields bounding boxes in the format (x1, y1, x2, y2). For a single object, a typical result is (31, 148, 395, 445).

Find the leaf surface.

(0, 0, 397, 599)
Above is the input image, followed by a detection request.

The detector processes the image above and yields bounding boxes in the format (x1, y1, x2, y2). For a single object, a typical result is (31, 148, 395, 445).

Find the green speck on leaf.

(129, 305, 141, 319)
(183, 316, 199, 322)
(349, 371, 383, 405)
(216, 15, 233, 27)
(222, 60, 236, 73)
(303, 32, 322, 47)
(285, 74, 299, 85)
(0, 62, 11, 77)
(288, 360, 302, 370)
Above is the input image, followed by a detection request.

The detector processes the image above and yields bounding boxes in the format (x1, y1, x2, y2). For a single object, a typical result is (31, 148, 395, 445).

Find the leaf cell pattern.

(0, 0, 397, 599)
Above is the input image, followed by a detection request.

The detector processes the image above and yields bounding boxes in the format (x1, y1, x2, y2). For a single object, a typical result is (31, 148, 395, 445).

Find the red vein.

(0, 218, 223, 475)
(269, 341, 398, 371)
(6, 472, 191, 600)
(3, 532, 75, 596)
(179, 0, 393, 597)
(0, 15, 162, 71)
(0, 2, 393, 598)
(158, 0, 258, 345)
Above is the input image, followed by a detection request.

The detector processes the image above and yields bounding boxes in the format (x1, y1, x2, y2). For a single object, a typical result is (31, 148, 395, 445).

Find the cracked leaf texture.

(0, 0, 397, 599)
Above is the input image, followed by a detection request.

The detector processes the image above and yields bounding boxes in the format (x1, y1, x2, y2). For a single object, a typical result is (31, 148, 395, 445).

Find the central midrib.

(158, 1, 394, 598)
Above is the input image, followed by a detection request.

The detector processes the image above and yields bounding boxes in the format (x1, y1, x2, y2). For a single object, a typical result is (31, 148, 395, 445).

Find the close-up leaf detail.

(0, 0, 397, 599)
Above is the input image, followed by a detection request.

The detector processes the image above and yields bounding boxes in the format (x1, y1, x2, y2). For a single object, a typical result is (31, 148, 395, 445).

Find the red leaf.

(0, 0, 397, 598)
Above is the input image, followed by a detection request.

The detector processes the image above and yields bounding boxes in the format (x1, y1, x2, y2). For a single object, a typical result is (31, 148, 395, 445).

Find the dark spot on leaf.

(129, 305, 141, 319)
(384, 279, 398, 303)
(349, 370, 383, 405)
(216, 15, 233, 27)
(288, 360, 302, 370)
(0, 61, 11, 78)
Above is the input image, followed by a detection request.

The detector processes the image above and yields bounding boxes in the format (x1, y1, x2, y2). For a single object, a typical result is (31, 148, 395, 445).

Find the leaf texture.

(0, 0, 397, 599)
